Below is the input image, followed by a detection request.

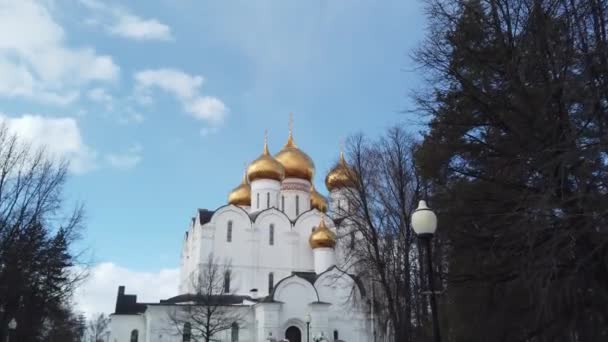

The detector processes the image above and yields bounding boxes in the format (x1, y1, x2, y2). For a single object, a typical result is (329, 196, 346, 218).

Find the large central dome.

(275, 132, 315, 181)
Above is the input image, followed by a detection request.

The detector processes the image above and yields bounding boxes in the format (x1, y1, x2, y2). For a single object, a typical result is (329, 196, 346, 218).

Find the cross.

(288, 112, 294, 136)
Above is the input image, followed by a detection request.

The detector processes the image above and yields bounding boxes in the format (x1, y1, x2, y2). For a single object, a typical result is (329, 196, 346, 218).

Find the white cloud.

(87, 87, 113, 109)
(0, 0, 119, 105)
(135, 68, 228, 125)
(105, 143, 142, 170)
(80, 0, 172, 41)
(74, 262, 179, 318)
(0, 114, 97, 174)
(135, 69, 203, 99)
(187, 97, 227, 123)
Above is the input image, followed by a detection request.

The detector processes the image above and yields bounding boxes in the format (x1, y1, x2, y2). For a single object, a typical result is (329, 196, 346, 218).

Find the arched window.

(350, 231, 356, 249)
(311, 227, 315, 232)
(231, 322, 239, 342)
(296, 195, 300, 216)
(338, 200, 342, 212)
(257, 193, 260, 209)
(334, 330, 339, 341)
(227, 221, 233, 242)
(268, 272, 274, 293)
(130, 329, 139, 342)
(183, 323, 191, 342)
(281, 195, 285, 212)
(269, 224, 274, 245)
(266, 192, 270, 208)
(224, 270, 231, 293)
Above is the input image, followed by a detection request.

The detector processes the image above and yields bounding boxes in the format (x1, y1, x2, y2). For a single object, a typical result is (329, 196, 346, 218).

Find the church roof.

(198, 208, 214, 224)
(161, 294, 252, 306)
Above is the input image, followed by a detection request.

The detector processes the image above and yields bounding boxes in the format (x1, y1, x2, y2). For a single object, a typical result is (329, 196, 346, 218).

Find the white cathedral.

(108, 127, 372, 342)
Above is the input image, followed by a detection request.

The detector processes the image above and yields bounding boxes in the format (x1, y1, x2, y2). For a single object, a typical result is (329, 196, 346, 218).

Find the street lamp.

(411, 200, 441, 342)
(7, 318, 17, 342)
(304, 313, 311, 342)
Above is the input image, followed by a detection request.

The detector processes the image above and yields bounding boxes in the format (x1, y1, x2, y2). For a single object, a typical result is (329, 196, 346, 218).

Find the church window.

(224, 271, 231, 293)
(281, 195, 285, 212)
(268, 272, 274, 293)
(296, 195, 300, 216)
(257, 193, 260, 209)
(266, 192, 270, 208)
(312, 227, 315, 232)
(269, 224, 274, 245)
(227, 221, 233, 242)
(350, 232, 355, 249)
(183, 323, 191, 342)
(130, 330, 139, 342)
(334, 330, 339, 341)
(231, 322, 239, 342)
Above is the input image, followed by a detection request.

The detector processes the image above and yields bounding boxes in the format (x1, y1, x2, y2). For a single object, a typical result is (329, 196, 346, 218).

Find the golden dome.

(310, 186, 328, 212)
(309, 219, 336, 249)
(228, 171, 251, 206)
(247, 138, 285, 182)
(325, 151, 355, 191)
(275, 132, 315, 181)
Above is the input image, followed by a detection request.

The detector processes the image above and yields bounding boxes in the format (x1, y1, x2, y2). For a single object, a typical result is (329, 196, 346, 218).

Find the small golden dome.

(310, 186, 328, 212)
(325, 151, 355, 191)
(247, 138, 285, 182)
(228, 172, 251, 206)
(309, 219, 336, 249)
(275, 132, 315, 181)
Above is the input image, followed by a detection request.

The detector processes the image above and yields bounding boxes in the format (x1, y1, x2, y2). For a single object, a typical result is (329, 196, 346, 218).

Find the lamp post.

(6, 318, 16, 342)
(305, 313, 311, 342)
(411, 200, 441, 342)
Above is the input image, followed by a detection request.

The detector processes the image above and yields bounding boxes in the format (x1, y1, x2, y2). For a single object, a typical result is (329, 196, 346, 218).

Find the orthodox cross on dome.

(286, 113, 297, 147)
(242, 162, 248, 183)
(263, 129, 270, 155)
(288, 112, 294, 136)
(339, 138, 346, 163)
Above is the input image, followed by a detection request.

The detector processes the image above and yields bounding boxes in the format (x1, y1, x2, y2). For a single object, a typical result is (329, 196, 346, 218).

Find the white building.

(109, 128, 370, 342)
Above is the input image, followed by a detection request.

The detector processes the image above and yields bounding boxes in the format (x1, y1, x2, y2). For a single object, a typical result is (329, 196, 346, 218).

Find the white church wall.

(314, 268, 371, 342)
(109, 314, 146, 342)
(251, 179, 281, 212)
(273, 276, 319, 331)
(254, 209, 296, 296)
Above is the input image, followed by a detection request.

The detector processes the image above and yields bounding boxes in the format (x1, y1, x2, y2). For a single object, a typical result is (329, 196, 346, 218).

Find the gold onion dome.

(310, 186, 328, 213)
(247, 137, 285, 182)
(325, 151, 355, 191)
(275, 132, 315, 181)
(309, 219, 336, 249)
(228, 171, 251, 206)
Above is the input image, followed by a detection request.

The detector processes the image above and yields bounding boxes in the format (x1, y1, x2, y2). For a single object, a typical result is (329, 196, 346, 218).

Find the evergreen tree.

(414, 0, 608, 340)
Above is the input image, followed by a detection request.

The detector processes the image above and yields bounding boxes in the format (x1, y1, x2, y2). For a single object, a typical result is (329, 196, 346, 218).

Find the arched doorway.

(285, 326, 302, 342)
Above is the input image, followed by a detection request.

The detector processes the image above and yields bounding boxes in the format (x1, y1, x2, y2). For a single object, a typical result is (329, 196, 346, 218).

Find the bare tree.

(168, 253, 245, 342)
(337, 127, 433, 342)
(88, 313, 109, 342)
(0, 123, 86, 341)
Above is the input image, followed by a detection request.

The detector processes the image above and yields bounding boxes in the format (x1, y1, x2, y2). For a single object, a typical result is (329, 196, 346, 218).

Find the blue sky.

(0, 0, 426, 313)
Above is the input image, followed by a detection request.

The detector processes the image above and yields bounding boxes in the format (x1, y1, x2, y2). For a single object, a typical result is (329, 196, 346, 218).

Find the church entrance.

(285, 326, 302, 342)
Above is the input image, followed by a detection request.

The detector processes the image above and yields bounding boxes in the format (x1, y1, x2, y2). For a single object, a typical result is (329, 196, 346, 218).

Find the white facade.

(109, 137, 370, 342)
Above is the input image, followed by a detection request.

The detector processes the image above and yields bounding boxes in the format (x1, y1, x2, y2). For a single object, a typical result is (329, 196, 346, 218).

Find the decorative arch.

(293, 210, 334, 232)
(209, 205, 252, 228)
(272, 274, 319, 302)
(253, 208, 292, 233)
(314, 265, 366, 311)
